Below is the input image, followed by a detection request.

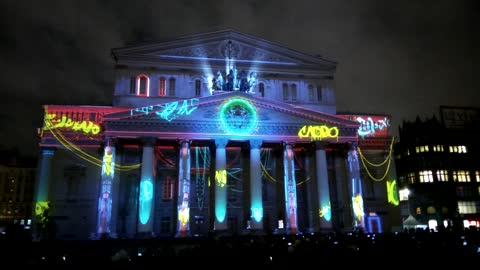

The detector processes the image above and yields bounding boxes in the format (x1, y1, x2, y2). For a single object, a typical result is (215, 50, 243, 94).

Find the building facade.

(395, 106, 480, 231)
(35, 30, 399, 239)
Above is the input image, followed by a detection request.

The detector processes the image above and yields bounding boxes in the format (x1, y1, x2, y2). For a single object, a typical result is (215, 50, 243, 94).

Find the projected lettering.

(387, 179, 400, 206)
(215, 170, 227, 187)
(356, 116, 390, 138)
(298, 125, 339, 141)
(129, 98, 199, 122)
(44, 113, 101, 135)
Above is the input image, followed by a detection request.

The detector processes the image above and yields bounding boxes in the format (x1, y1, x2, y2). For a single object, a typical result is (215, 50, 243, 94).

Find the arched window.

(136, 74, 149, 96)
(168, 77, 176, 96)
(317, 85, 323, 102)
(290, 84, 297, 101)
(258, 83, 265, 97)
(308, 84, 314, 101)
(195, 79, 201, 96)
(159, 77, 166, 96)
(282, 83, 289, 100)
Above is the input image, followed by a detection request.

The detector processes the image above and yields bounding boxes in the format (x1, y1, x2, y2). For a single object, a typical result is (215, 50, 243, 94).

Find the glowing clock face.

(219, 98, 257, 135)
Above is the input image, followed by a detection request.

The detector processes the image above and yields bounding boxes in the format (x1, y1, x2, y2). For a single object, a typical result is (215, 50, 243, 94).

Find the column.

(34, 148, 55, 239)
(214, 138, 228, 231)
(304, 151, 315, 232)
(347, 142, 365, 231)
(249, 140, 263, 230)
(137, 138, 155, 235)
(315, 142, 333, 232)
(97, 139, 116, 237)
(176, 140, 191, 237)
(283, 143, 298, 234)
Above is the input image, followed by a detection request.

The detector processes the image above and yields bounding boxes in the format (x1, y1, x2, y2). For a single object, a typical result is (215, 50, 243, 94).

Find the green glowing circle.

(219, 98, 257, 135)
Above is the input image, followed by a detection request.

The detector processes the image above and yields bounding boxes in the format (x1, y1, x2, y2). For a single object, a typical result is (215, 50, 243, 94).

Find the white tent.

(403, 215, 427, 230)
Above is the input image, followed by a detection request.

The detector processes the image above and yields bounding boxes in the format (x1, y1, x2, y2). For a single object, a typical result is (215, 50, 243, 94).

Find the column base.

(135, 232, 156, 239)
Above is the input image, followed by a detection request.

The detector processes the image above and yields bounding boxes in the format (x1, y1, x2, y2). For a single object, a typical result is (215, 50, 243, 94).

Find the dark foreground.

(1, 229, 479, 265)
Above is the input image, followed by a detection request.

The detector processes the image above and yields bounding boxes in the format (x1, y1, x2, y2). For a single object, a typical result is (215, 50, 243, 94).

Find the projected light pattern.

(139, 180, 153, 224)
(348, 146, 365, 228)
(101, 146, 115, 177)
(298, 125, 339, 141)
(177, 141, 191, 237)
(352, 193, 364, 224)
(35, 201, 49, 217)
(284, 145, 298, 233)
(319, 202, 331, 221)
(387, 179, 400, 206)
(251, 207, 263, 223)
(219, 98, 257, 135)
(215, 169, 227, 187)
(44, 113, 101, 135)
(130, 98, 199, 122)
(367, 215, 383, 234)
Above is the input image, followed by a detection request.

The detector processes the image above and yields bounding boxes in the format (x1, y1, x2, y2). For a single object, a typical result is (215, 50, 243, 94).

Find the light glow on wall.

(44, 113, 101, 135)
(352, 193, 364, 224)
(297, 125, 339, 141)
(35, 201, 49, 217)
(319, 202, 331, 221)
(367, 215, 383, 233)
(219, 98, 258, 135)
(251, 207, 263, 223)
(101, 146, 115, 177)
(139, 179, 153, 225)
(386, 179, 400, 206)
(215, 169, 227, 187)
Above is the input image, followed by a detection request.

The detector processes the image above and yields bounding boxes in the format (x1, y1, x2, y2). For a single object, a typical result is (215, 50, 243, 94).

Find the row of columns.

(34, 139, 364, 238)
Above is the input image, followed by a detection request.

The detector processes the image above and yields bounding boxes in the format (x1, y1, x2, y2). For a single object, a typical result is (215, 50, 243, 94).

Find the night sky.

(1, 0, 479, 157)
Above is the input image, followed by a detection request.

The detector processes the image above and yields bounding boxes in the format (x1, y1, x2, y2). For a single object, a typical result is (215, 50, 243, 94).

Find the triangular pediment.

(112, 29, 336, 70)
(104, 92, 358, 143)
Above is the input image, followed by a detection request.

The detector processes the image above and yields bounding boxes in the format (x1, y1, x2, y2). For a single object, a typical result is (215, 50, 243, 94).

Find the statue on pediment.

(212, 67, 257, 93)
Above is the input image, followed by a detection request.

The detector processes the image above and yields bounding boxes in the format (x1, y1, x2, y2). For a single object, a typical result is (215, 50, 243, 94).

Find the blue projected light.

(219, 98, 257, 135)
(251, 207, 263, 223)
(139, 180, 153, 224)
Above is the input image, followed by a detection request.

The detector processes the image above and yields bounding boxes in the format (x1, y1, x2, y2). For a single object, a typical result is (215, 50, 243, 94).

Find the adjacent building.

(395, 106, 480, 231)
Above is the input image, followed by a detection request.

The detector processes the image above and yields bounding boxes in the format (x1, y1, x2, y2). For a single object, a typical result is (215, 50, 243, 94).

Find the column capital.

(314, 141, 329, 150)
(141, 137, 157, 147)
(215, 138, 229, 148)
(249, 139, 263, 150)
(41, 147, 56, 156)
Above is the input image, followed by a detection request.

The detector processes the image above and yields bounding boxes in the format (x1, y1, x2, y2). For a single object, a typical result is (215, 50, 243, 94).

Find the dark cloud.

(0, 0, 478, 156)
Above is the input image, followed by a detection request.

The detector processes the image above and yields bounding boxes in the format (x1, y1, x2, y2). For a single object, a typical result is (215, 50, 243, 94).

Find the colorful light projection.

(97, 144, 116, 234)
(139, 180, 153, 224)
(43, 114, 141, 172)
(215, 169, 227, 187)
(35, 201, 50, 218)
(215, 169, 227, 224)
(357, 136, 394, 182)
(348, 146, 365, 229)
(367, 214, 383, 234)
(338, 115, 390, 138)
(352, 193, 364, 226)
(319, 203, 332, 221)
(129, 98, 199, 122)
(386, 179, 400, 206)
(219, 98, 258, 135)
(284, 144, 298, 233)
(249, 143, 263, 226)
(297, 125, 339, 141)
(176, 142, 191, 237)
(251, 207, 263, 223)
(44, 113, 101, 135)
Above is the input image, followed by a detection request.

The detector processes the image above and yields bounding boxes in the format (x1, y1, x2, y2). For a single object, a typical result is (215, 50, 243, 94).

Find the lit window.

(427, 206, 436, 214)
(408, 172, 415, 184)
(476, 171, 480, 182)
(416, 207, 422, 215)
(453, 170, 471, 182)
(195, 79, 201, 96)
(136, 74, 150, 96)
(416, 145, 429, 153)
(449, 145, 468, 153)
(168, 77, 176, 96)
(433, 145, 444, 152)
(162, 176, 174, 200)
(436, 170, 449, 182)
(399, 188, 409, 201)
(308, 85, 314, 101)
(159, 77, 166, 96)
(458, 201, 478, 214)
(419, 170, 433, 183)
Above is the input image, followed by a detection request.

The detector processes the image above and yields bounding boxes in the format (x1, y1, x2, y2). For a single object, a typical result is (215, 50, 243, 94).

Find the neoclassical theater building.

(35, 30, 400, 240)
